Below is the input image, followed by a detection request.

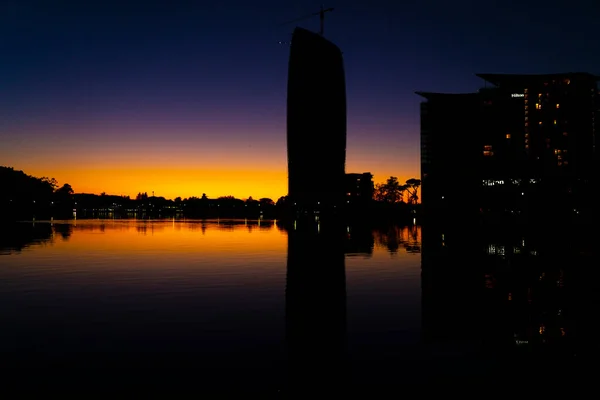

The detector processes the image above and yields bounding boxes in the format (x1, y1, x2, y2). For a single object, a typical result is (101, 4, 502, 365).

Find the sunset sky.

(2, 0, 599, 200)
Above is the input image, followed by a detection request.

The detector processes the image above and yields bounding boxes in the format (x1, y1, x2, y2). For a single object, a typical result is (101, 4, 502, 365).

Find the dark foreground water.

(0, 219, 591, 394)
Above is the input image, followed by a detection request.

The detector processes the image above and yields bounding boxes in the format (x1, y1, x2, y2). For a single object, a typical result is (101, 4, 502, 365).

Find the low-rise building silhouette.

(344, 172, 374, 205)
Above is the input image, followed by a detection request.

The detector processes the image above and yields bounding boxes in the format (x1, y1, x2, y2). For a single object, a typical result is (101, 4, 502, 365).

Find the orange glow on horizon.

(15, 164, 419, 201)
(5, 138, 419, 200)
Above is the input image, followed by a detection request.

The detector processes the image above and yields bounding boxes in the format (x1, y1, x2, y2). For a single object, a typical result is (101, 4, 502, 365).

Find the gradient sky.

(2, 0, 599, 200)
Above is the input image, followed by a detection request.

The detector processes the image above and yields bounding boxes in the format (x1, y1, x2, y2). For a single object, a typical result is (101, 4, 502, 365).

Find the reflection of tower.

(287, 27, 347, 208)
(285, 220, 347, 392)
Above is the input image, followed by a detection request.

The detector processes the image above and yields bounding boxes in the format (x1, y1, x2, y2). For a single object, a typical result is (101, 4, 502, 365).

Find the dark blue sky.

(1, 0, 599, 198)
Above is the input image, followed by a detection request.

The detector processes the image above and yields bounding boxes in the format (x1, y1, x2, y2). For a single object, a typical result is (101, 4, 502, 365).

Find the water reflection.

(0, 223, 54, 255)
(2, 218, 587, 389)
(285, 219, 348, 393)
(420, 223, 588, 380)
(53, 223, 73, 241)
(374, 224, 421, 255)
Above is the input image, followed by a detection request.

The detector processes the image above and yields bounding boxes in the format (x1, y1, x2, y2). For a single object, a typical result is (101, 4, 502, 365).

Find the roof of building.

(291, 26, 342, 55)
(476, 72, 600, 86)
(415, 91, 478, 101)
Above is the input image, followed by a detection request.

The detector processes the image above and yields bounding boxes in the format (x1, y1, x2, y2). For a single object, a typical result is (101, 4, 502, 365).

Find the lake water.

(0, 219, 588, 393)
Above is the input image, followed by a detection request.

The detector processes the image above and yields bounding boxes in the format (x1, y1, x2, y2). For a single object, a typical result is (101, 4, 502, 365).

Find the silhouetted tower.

(286, 13, 346, 210)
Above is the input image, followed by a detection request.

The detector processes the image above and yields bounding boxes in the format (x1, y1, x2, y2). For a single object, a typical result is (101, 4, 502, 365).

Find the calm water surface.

(0, 220, 421, 388)
(0, 219, 586, 392)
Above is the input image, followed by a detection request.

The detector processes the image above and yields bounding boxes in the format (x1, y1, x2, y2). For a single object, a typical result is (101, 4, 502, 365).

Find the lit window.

(524, 88, 528, 93)
(556, 103, 560, 109)
(483, 145, 493, 157)
(564, 79, 570, 85)
(506, 133, 511, 139)
(539, 121, 542, 125)
(554, 119, 557, 125)
(535, 103, 541, 109)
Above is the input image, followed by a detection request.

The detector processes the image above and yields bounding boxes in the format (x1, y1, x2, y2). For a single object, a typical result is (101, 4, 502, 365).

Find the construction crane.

(278, 4, 334, 45)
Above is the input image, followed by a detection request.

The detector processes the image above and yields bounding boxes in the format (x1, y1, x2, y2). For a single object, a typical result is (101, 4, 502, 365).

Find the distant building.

(418, 72, 599, 221)
(344, 173, 374, 204)
(417, 92, 482, 218)
(287, 27, 347, 209)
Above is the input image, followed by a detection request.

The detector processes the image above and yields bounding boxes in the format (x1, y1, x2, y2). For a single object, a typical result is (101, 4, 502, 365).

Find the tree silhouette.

(405, 178, 421, 205)
(259, 198, 274, 206)
(276, 196, 288, 206)
(41, 177, 58, 191)
(374, 176, 407, 203)
(56, 183, 74, 196)
(136, 192, 148, 201)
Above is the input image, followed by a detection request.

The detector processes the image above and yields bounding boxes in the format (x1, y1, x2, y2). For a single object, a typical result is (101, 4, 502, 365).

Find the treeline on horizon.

(0, 166, 421, 221)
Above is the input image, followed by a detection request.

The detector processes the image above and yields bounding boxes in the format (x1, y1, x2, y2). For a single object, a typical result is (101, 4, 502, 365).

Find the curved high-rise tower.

(287, 27, 347, 209)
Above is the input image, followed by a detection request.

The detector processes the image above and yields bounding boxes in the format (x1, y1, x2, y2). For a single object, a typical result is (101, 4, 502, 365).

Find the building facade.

(344, 172, 374, 205)
(287, 27, 347, 210)
(418, 73, 599, 222)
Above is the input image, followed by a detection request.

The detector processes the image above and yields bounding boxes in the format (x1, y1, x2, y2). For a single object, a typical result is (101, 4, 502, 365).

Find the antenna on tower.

(278, 4, 335, 37)
(316, 4, 334, 36)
